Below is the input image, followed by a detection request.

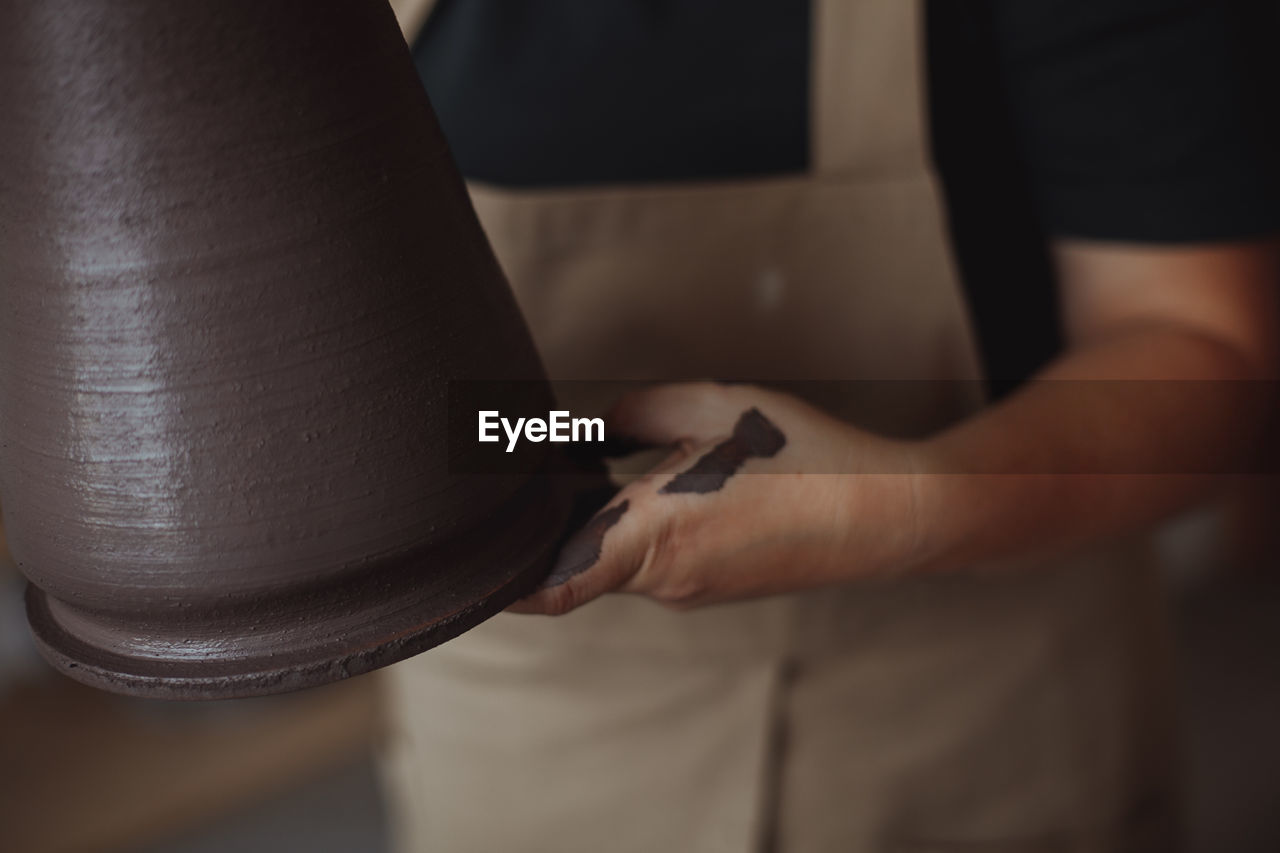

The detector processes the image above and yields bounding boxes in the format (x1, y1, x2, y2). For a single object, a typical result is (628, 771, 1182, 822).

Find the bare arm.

(514, 240, 1279, 614)
(914, 238, 1279, 572)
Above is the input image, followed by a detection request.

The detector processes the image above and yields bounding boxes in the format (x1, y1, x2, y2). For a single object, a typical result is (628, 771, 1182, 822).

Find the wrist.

(900, 435, 972, 576)
(826, 435, 949, 580)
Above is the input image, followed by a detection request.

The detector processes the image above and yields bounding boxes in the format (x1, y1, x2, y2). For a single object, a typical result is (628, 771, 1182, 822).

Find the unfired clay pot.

(0, 0, 572, 698)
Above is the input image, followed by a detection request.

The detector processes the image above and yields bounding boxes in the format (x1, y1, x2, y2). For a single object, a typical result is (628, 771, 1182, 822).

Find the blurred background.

(0, 504, 389, 853)
(2, 493, 1279, 853)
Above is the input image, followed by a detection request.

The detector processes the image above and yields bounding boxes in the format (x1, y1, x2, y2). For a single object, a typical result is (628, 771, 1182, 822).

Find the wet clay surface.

(661, 409, 787, 494)
(0, 0, 568, 697)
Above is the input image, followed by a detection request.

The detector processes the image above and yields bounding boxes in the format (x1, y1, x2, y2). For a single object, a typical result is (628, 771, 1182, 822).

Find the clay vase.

(0, 0, 572, 698)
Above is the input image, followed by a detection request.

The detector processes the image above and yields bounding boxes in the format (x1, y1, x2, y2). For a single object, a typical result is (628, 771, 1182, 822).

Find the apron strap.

(388, 0, 438, 45)
(811, 0, 931, 178)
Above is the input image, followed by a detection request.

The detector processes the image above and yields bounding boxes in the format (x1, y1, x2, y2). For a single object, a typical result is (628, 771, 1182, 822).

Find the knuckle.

(640, 517, 707, 609)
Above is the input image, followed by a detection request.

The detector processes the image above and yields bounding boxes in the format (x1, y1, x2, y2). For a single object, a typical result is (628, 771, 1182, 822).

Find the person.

(380, 1, 1280, 850)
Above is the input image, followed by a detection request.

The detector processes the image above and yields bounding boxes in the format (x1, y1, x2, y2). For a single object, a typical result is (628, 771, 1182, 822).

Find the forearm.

(907, 324, 1271, 574)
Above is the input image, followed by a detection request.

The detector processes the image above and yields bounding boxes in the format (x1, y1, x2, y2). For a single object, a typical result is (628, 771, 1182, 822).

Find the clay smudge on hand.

(660, 408, 786, 495)
(541, 500, 630, 588)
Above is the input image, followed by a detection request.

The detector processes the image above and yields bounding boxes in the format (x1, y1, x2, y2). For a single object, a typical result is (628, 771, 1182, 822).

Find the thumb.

(507, 445, 691, 616)
(505, 496, 644, 615)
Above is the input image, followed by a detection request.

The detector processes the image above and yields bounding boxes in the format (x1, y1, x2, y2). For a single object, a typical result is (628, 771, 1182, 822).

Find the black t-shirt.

(413, 0, 1280, 393)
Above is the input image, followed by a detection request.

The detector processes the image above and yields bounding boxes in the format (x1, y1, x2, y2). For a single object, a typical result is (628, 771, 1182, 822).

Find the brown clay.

(0, 0, 570, 698)
(660, 409, 787, 494)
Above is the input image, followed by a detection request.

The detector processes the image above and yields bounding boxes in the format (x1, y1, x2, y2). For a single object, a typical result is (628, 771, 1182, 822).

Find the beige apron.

(381, 2, 1179, 850)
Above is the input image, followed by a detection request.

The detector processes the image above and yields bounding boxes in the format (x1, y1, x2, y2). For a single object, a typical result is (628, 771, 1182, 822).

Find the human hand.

(509, 382, 928, 615)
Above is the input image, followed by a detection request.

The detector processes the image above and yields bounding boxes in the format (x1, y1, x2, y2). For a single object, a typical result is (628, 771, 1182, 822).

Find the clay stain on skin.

(660, 408, 786, 495)
(542, 499, 631, 588)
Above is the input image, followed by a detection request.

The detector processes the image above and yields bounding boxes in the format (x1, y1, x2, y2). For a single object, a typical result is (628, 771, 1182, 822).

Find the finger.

(540, 498, 631, 590)
(506, 493, 650, 615)
(562, 431, 654, 464)
(507, 444, 696, 615)
(606, 382, 751, 447)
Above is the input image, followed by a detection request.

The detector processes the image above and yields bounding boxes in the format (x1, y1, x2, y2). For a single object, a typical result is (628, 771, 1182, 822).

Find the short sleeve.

(990, 0, 1280, 243)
